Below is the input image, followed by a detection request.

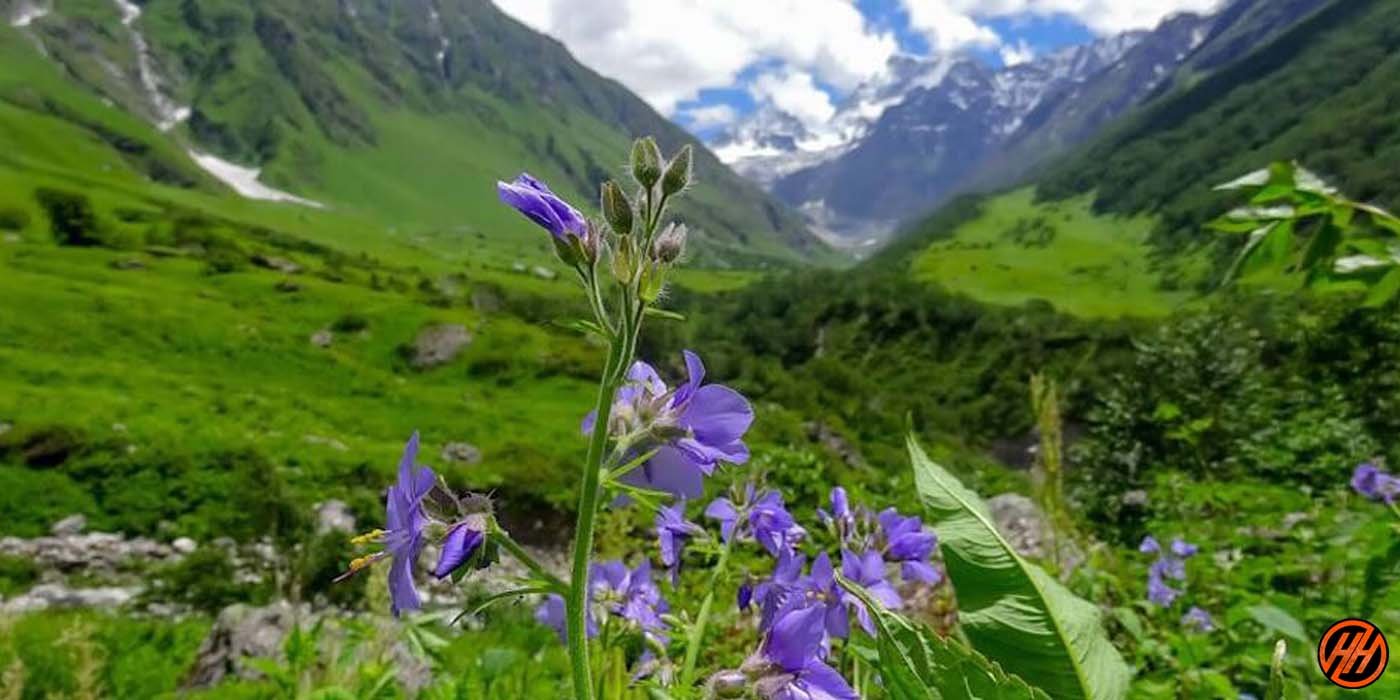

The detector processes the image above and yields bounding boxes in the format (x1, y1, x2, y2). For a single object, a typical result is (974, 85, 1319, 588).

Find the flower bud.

(631, 137, 663, 189)
(704, 670, 749, 699)
(661, 145, 693, 197)
(652, 223, 687, 263)
(601, 181, 633, 236)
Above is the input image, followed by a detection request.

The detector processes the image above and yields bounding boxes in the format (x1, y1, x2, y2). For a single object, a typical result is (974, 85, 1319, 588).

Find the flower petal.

(432, 525, 484, 579)
(680, 385, 754, 446)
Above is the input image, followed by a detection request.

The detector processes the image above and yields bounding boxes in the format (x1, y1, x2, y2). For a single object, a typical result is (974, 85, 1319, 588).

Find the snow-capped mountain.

(712, 54, 961, 187)
(712, 0, 1326, 247)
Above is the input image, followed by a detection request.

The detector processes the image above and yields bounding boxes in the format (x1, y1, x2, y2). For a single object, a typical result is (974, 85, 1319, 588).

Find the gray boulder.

(314, 500, 357, 535)
(309, 329, 334, 348)
(184, 601, 311, 688)
(51, 514, 87, 536)
(986, 493, 1083, 575)
(410, 324, 471, 369)
(440, 442, 483, 465)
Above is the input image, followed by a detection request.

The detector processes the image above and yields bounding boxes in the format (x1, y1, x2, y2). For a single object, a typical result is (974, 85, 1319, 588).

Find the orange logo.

(1318, 618, 1388, 689)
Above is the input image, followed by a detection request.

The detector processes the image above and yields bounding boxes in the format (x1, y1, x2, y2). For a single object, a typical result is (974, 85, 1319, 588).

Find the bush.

(34, 187, 101, 246)
(146, 546, 272, 613)
(0, 554, 39, 596)
(0, 467, 97, 538)
(0, 206, 30, 231)
(330, 313, 370, 334)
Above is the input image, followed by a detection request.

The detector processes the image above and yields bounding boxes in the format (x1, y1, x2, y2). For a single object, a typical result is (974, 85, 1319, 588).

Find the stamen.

(350, 529, 386, 545)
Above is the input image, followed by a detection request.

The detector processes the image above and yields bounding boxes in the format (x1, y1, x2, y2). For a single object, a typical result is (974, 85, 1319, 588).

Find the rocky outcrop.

(409, 324, 471, 369)
(314, 500, 356, 535)
(440, 442, 482, 465)
(986, 493, 1084, 576)
(183, 601, 312, 688)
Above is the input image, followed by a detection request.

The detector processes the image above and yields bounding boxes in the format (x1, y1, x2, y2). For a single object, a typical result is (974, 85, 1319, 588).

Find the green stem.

(678, 535, 735, 690)
(493, 527, 566, 592)
(567, 355, 620, 700)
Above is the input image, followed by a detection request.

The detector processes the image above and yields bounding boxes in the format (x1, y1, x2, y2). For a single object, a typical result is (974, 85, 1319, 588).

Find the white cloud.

(492, 0, 898, 114)
(901, 0, 1227, 50)
(681, 104, 739, 130)
(1000, 39, 1036, 66)
(750, 70, 837, 128)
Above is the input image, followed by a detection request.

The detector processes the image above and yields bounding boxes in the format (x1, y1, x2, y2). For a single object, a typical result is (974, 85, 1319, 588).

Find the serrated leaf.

(908, 437, 1131, 700)
(842, 578, 1051, 700)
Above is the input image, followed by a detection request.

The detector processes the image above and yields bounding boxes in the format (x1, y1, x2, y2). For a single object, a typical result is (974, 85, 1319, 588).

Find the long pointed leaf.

(908, 437, 1131, 700)
(842, 575, 1052, 700)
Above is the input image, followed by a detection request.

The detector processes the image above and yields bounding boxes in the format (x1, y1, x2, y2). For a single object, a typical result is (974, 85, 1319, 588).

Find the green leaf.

(644, 307, 686, 322)
(841, 578, 1051, 700)
(1247, 604, 1308, 645)
(1363, 268, 1400, 308)
(908, 436, 1131, 700)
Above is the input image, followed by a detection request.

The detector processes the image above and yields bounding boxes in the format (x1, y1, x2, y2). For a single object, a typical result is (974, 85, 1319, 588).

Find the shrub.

(0, 206, 30, 231)
(34, 188, 101, 246)
(146, 546, 272, 613)
(330, 313, 370, 334)
(0, 467, 97, 538)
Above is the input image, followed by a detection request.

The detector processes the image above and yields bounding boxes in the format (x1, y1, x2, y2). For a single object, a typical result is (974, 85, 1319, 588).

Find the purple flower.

(592, 560, 670, 642)
(656, 501, 704, 583)
(706, 496, 740, 543)
(601, 351, 754, 500)
(754, 549, 807, 631)
(818, 487, 855, 537)
(750, 490, 806, 558)
(384, 433, 435, 617)
(840, 550, 901, 635)
(754, 605, 858, 700)
(535, 594, 594, 643)
(496, 173, 586, 242)
(1146, 570, 1180, 607)
(1182, 606, 1215, 633)
(1139, 536, 1161, 554)
(738, 580, 755, 611)
(431, 521, 485, 580)
(1170, 538, 1198, 559)
(801, 553, 852, 641)
(1352, 463, 1400, 503)
(877, 508, 940, 584)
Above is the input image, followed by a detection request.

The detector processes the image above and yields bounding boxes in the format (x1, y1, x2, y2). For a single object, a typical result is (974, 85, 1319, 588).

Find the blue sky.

(493, 0, 1221, 138)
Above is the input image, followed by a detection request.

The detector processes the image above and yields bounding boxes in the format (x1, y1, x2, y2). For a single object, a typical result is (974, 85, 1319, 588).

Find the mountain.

(876, 0, 1395, 317)
(719, 0, 1328, 247)
(0, 0, 831, 266)
(712, 54, 961, 190)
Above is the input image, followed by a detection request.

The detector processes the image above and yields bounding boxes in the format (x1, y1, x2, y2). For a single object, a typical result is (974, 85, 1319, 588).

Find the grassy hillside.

(1, 0, 833, 267)
(1038, 0, 1400, 264)
(908, 189, 1201, 318)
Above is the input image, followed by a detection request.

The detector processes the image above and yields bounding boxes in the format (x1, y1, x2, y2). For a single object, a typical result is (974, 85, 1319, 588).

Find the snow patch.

(112, 0, 190, 132)
(188, 151, 324, 209)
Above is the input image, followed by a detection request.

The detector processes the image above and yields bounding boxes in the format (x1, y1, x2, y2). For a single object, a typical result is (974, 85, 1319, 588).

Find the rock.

(530, 265, 557, 280)
(109, 258, 146, 270)
(314, 500, 356, 535)
(986, 493, 1084, 576)
(275, 279, 301, 293)
(0, 530, 178, 575)
(303, 434, 348, 452)
(471, 288, 503, 314)
(410, 324, 471, 369)
(511, 260, 527, 273)
(172, 537, 198, 554)
(0, 584, 139, 614)
(804, 422, 866, 469)
(51, 514, 87, 536)
(440, 442, 482, 465)
(309, 329, 333, 348)
(183, 601, 313, 689)
(251, 254, 302, 274)
(0, 422, 11, 437)
(1120, 490, 1149, 507)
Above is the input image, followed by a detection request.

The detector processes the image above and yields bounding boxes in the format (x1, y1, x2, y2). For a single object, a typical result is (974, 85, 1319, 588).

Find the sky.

(492, 0, 1224, 139)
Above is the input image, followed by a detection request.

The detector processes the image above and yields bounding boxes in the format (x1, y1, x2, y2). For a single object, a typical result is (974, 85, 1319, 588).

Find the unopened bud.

(652, 223, 687, 263)
(704, 670, 748, 699)
(631, 137, 663, 189)
(661, 145, 693, 197)
(601, 181, 633, 236)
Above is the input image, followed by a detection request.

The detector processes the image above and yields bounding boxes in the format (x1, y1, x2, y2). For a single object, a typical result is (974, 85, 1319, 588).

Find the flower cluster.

(1140, 535, 1213, 633)
(1351, 462, 1400, 504)
(339, 433, 494, 617)
(588, 350, 754, 500)
(693, 486, 941, 699)
(1139, 535, 1196, 608)
(536, 560, 670, 646)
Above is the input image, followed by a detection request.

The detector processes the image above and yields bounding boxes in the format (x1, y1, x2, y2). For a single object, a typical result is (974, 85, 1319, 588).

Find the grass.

(909, 189, 1204, 318)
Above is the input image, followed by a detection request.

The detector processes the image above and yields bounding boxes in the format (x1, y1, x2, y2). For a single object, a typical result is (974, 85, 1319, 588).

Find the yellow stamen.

(350, 529, 386, 545)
